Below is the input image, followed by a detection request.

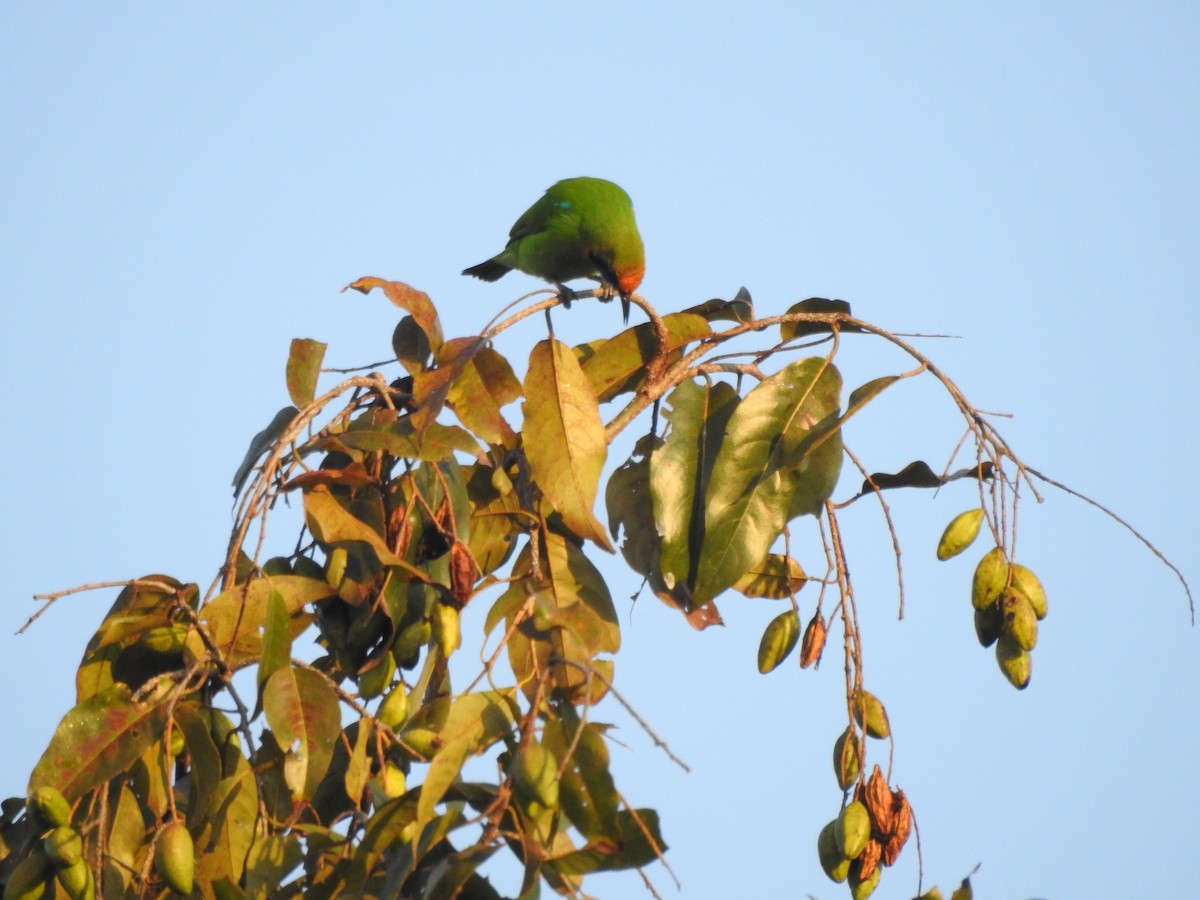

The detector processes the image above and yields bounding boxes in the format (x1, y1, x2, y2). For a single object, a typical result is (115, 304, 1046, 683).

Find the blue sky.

(3, 4, 1198, 897)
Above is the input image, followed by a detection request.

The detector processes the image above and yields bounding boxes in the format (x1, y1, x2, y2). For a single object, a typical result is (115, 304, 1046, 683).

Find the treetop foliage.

(1, 278, 1188, 900)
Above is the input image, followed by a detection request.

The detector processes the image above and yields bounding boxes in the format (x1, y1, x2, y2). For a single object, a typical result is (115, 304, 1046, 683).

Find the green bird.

(463, 176, 645, 323)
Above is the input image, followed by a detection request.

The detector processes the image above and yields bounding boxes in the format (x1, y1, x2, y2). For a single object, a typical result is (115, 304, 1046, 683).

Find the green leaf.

(498, 534, 619, 705)
(732, 553, 807, 599)
(202, 575, 334, 668)
(244, 833, 304, 900)
(580, 313, 711, 402)
(447, 345, 521, 445)
(302, 487, 429, 578)
(681, 287, 755, 323)
(464, 464, 521, 578)
(543, 710, 620, 844)
(693, 358, 842, 604)
(779, 297, 858, 339)
(286, 338, 327, 407)
(175, 702, 222, 829)
(102, 783, 145, 898)
(256, 590, 292, 713)
(651, 379, 740, 592)
(550, 808, 666, 876)
(194, 754, 260, 886)
(262, 666, 340, 802)
(423, 844, 502, 900)
(522, 339, 613, 551)
(605, 435, 662, 577)
(30, 683, 169, 801)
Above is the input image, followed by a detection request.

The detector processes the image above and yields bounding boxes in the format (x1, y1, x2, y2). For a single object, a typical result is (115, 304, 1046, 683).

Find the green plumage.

(463, 177, 645, 323)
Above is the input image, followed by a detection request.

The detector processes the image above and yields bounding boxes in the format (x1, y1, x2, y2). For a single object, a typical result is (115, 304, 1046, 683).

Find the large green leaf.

(543, 709, 620, 844)
(522, 339, 613, 551)
(194, 753, 260, 886)
(693, 358, 842, 604)
(29, 683, 169, 800)
(262, 666, 340, 802)
(175, 701, 222, 829)
(651, 379, 740, 592)
(446, 344, 521, 445)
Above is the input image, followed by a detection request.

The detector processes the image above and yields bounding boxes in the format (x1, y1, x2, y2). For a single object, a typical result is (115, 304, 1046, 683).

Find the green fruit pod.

(817, 820, 851, 883)
(358, 651, 396, 700)
(757, 609, 800, 674)
(973, 603, 1002, 648)
(1010, 564, 1047, 619)
(850, 862, 881, 900)
(43, 826, 83, 868)
(852, 691, 891, 739)
(833, 727, 862, 791)
(513, 741, 560, 811)
(432, 602, 462, 657)
(28, 785, 71, 829)
(3, 850, 54, 900)
(999, 590, 1038, 650)
(154, 821, 195, 895)
(55, 860, 94, 900)
(400, 727, 441, 759)
(937, 509, 985, 561)
(995, 634, 1032, 690)
(377, 682, 410, 731)
(833, 800, 871, 860)
(971, 546, 1009, 609)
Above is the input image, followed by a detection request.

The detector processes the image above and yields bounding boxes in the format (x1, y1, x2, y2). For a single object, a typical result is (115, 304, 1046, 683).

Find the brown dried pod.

(800, 612, 827, 668)
(855, 838, 883, 883)
(881, 789, 913, 866)
(862, 765, 894, 836)
(449, 540, 480, 605)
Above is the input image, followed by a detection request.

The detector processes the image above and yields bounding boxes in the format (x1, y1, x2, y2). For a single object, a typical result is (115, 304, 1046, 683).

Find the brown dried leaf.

(799, 612, 826, 668)
(282, 462, 376, 493)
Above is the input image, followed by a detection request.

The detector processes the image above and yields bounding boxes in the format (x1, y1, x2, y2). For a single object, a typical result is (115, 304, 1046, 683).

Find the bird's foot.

(556, 283, 577, 309)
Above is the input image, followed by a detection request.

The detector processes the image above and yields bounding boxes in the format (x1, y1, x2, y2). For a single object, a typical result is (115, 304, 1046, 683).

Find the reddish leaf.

(29, 683, 169, 801)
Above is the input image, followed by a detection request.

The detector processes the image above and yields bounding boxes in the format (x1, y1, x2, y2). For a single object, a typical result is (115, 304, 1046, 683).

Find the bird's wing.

(507, 193, 561, 242)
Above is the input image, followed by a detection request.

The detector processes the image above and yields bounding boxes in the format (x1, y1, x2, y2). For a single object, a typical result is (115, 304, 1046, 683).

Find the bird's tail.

(462, 259, 511, 282)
